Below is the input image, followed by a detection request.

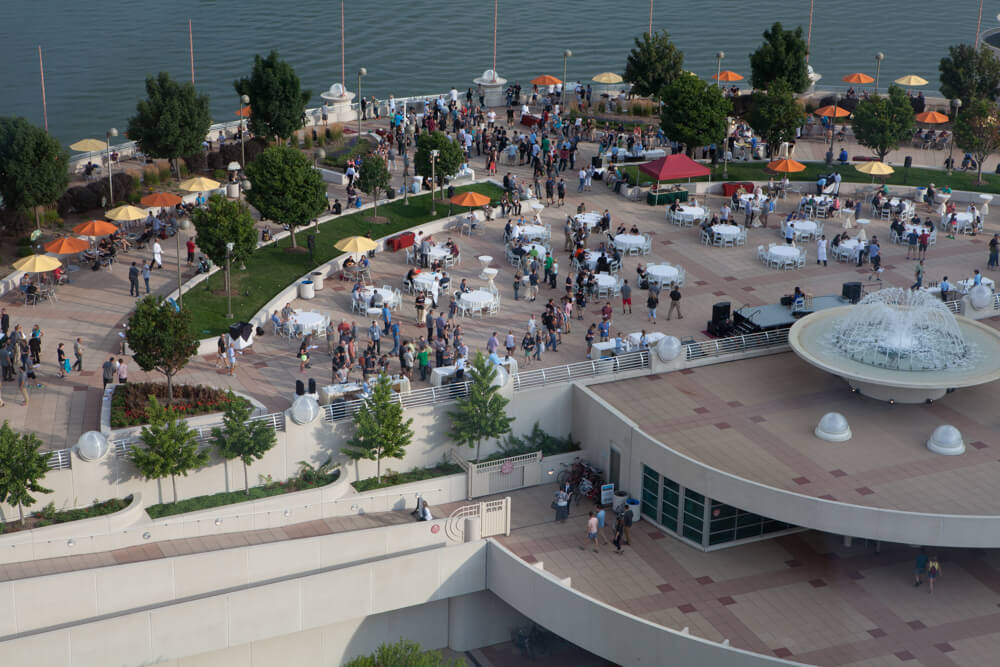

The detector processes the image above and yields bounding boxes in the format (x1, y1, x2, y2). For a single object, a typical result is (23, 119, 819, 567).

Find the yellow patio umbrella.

(13, 254, 62, 273)
(106, 205, 146, 222)
(69, 138, 107, 152)
(44, 237, 90, 254)
(334, 236, 378, 254)
(915, 111, 950, 124)
(767, 158, 806, 173)
(894, 74, 928, 87)
(855, 161, 895, 176)
(179, 176, 221, 191)
(592, 72, 623, 84)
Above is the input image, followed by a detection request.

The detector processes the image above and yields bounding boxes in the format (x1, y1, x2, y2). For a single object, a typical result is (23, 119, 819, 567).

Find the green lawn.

(183, 182, 503, 337)
(619, 161, 1000, 194)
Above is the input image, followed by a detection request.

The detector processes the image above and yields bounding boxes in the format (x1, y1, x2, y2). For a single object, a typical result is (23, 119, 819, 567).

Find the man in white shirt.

(152, 240, 163, 269)
(450, 88, 459, 103)
(487, 110, 496, 127)
(455, 354, 467, 380)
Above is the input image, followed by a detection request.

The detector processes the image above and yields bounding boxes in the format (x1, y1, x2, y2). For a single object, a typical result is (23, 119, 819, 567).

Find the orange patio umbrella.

(842, 72, 875, 84)
(531, 74, 562, 86)
(44, 237, 90, 254)
(915, 111, 950, 124)
(73, 219, 118, 237)
(767, 158, 807, 173)
(449, 191, 491, 207)
(713, 70, 744, 82)
(140, 192, 183, 207)
(235, 106, 251, 118)
(814, 105, 851, 118)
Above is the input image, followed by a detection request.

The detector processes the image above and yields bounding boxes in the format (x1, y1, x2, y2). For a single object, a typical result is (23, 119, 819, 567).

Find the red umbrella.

(639, 154, 711, 181)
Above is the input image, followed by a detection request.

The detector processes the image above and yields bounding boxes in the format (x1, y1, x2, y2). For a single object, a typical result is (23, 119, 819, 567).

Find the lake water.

(1, 0, 981, 147)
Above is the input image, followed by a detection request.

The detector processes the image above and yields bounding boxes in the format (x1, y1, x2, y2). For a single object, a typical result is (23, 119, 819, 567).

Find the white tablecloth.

(516, 224, 548, 240)
(594, 273, 617, 290)
(739, 194, 766, 210)
(942, 212, 974, 231)
(581, 250, 602, 270)
(412, 272, 440, 290)
(613, 234, 645, 251)
(575, 212, 602, 229)
(627, 331, 666, 347)
(646, 264, 679, 285)
(460, 290, 494, 308)
(784, 220, 817, 239)
(361, 286, 394, 305)
(673, 205, 705, 222)
(768, 246, 800, 263)
(711, 224, 742, 240)
(426, 245, 450, 262)
(836, 238, 866, 260)
(289, 311, 326, 335)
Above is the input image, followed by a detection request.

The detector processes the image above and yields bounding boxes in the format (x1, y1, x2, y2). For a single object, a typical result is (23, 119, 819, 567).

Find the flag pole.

(341, 1, 346, 87)
(492, 0, 498, 80)
(189, 19, 195, 84)
(38, 46, 48, 133)
(806, 0, 814, 62)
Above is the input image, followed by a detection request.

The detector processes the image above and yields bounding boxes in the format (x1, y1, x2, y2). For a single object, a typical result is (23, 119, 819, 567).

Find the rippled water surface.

(1, 0, 980, 146)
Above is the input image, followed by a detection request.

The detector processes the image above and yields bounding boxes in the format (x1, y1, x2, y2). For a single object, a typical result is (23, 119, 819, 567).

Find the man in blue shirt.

(381, 304, 392, 336)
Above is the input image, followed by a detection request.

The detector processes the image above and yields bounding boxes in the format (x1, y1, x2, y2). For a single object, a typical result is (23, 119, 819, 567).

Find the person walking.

(101, 356, 115, 388)
(612, 513, 625, 554)
(152, 239, 163, 269)
(226, 342, 237, 376)
(622, 504, 633, 544)
(17, 365, 29, 406)
(56, 343, 67, 378)
(368, 320, 381, 355)
(553, 487, 570, 522)
(596, 506, 610, 545)
(816, 235, 828, 266)
(186, 236, 196, 265)
(647, 290, 659, 324)
(128, 262, 141, 296)
(667, 284, 682, 320)
(914, 548, 929, 587)
(621, 280, 632, 315)
(911, 260, 924, 290)
(73, 337, 84, 371)
(580, 511, 600, 553)
(142, 262, 151, 293)
(116, 358, 128, 384)
(989, 233, 999, 270)
(927, 555, 942, 593)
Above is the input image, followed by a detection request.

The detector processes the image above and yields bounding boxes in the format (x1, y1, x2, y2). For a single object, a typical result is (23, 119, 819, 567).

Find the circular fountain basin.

(789, 306, 1000, 403)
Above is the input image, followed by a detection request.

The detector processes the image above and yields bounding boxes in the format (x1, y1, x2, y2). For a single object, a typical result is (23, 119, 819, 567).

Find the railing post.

(504, 497, 511, 536)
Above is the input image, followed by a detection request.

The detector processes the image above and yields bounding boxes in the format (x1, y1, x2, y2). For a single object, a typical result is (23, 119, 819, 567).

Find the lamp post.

(825, 96, 840, 166)
(948, 98, 962, 175)
(239, 94, 249, 167)
(562, 49, 572, 103)
(430, 149, 440, 215)
(874, 52, 885, 95)
(357, 67, 367, 138)
(106, 127, 118, 205)
(402, 151, 410, 205)
(175, 218, 184, 306)
(225, 241, 234, 319)
(715, 51, 725, 87)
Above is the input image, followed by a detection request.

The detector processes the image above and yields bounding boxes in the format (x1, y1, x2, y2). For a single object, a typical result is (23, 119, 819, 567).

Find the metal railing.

(109, 411, 286, 460)
(47, 449, 72, 471)
(684, 329, 791, 361)
(445, 497, 511, 542)
(323, 382, 471, 422)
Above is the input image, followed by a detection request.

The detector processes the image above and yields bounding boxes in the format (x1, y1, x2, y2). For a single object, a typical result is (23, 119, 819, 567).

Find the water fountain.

(788, 288, 1000, 403)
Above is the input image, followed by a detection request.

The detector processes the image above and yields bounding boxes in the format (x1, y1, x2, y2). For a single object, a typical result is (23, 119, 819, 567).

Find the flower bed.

(351, 462, 464, 493)
(0, 496, 133, 534)
(146, 468, 341, 519)
(111, 382, 248, 427)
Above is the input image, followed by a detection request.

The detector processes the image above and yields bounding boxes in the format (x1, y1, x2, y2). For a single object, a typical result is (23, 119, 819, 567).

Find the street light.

(430, 149, 440, 215)
(357, 67, 367, 138)
(825, 95, 840, 166)
(239, 94, 249, 167)
(948, 98, 962, 175)
(106, 127, 118, 205)
(562, 49, 572, 104)
(225, 241, 235, 319)
(715, 51, 725, 88)
(874, 52, 885, 95)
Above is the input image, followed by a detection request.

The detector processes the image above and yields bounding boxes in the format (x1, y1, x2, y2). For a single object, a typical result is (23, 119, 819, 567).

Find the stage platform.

(734, 295, 850, 332)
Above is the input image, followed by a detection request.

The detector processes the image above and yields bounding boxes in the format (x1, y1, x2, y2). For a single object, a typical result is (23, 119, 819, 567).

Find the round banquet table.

(519, 242, 549, 257)
(426, 245, 450, 262)
(361, 286, 394, 304)
(739, 194, 765, 210)
(574, 212, 602, 229)
(613, 234, 645, 252)
(786, 219, 817, 237)
(517, 224, 548, 240)
(412, 272, 441, 293)
(594, 273, 617, 289)
(673, 205, 705, 222)
(460, 290, 494, 309)
(941, 212, 974, 231)
(289, 311, 325, 334)
(646, 264, 679, 285)
(710, 224, 742, 241)
(767, 245, 799, 263)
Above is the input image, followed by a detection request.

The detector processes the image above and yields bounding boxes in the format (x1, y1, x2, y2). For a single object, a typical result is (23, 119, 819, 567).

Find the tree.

(127, 296, 199, 403)
(749, 22, 810, 93)
(954, 97, 1000, 184)
(0, 116, 69, 228)
(341, 375, 413, 484)
(131, 397, 209, 504)
(211, 391, 276, 493)
(852, 85, 916, 161)
(448, 354, 514, 462)
(234, 51, 311, 141)
(344, 640, 462, 667)
(939, 44, 1000, 108)
(356, 154, 391, 222)
(659, 75, 731, 156)
(126, 72, 211, 179)
(244, 145, 326, 248)
(623, 30, 684, 99)
(746, 78, 803, 158)
(191, 195, 258, 267)
(0, 421, 52, 525)
(414, 131, 464, 188)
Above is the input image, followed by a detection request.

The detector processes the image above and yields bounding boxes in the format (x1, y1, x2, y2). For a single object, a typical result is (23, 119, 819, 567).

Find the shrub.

(351, 460, 463, 492)
(206, 151, 225, 170)
(242, 137, 268, 164)
(41, 209, 63, 227)
(56, 185, 102, 216)
(110, 382, 247, 427)
(158, 166, 172, 181)
(213, 169, 227, 181)
(303, 133, 313, 149)
(597, 101, 606, 113)
(328, 123, 344, 143)
(144, 167, 160, 186)
(481, 423, 581, 463)
(316, 132, 326, 147)
(15, 246, 34, 258)
(183, 152, 207, 173)
(0, 496, 132, 533)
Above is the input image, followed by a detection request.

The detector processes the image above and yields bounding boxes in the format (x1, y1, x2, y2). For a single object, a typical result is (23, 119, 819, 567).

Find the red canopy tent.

(639, 153, 710, 184)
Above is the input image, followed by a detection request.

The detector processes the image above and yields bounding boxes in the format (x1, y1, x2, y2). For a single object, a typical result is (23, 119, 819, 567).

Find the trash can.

(626, 497, 641, 523)
(299, 279, 315, 300)
(310, 271, 325, 290)
(613, 490, 628, 513)
(226, 183, 240, 198)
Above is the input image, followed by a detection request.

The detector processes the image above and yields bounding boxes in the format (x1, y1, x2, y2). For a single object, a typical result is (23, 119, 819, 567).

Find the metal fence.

(683, 329, 790, 362)
(47, 449, 73, 471)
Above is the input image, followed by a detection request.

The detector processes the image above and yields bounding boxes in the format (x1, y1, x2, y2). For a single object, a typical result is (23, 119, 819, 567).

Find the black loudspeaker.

(308, 378, 317, 394)
(295, 380, 305, 396)
(904, 156, 913, 169)
(591, 155, 602, 168)
(842, 282, 862, 304)
(712, 302, 731, 325)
